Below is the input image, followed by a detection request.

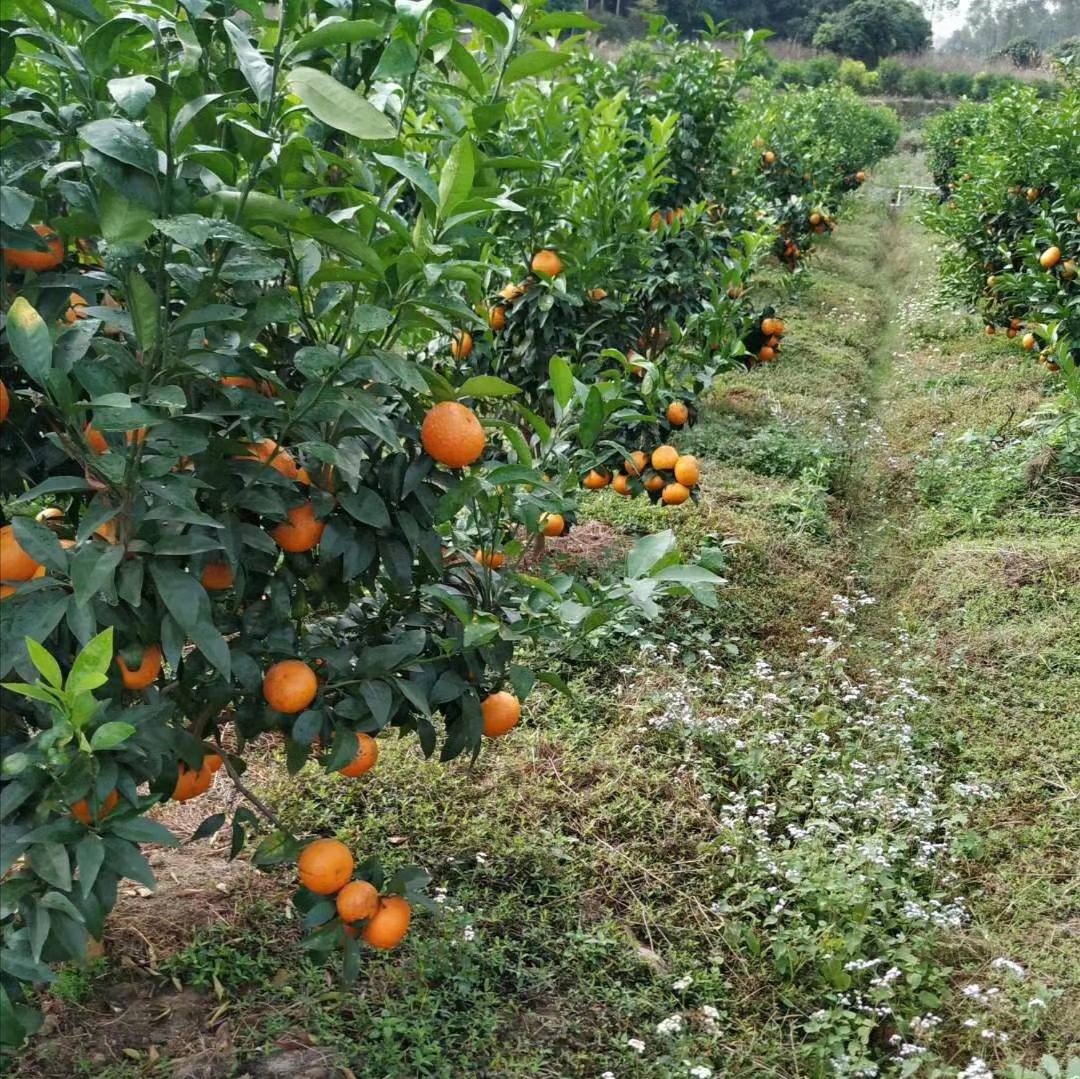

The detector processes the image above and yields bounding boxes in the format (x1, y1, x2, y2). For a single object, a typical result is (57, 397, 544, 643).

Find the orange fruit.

(263, 659, 318, 713)
(482, 690, 521, 737)
(985, 325, 996, 335)
(117, 644, 163, 690)
(540, 513, 566, 537)
(243, 439, 298, 479)
(0, 381, 8, 423)
(0, 526, 41, 582)
(201, 561, 234, 591)
(451, 330, 473, 359)
(336, 880, 379, 923)
(673, 455, 700, 487)
(587, 288, 608, 302)
(644, 474, 666, 493)
(762, 150, 776, 165)
(650, 211, 663, 231)
(856, 171, 866, 183)
(761, 317, 782, 336)
(651, 445, 678, 472)
(582, 469, 610, 490)
(1021, 332, 1037, 351)
(624, 451, 648, 476)
(35, 507, 63, 522)
(612, 473, 632, 496)
(475, 548, 506, 570)
(205, 753, 224, 773)
(338, 733, 379, 777)
(531, 249, 562, 278)
(1039, 246, 1061, 269)
(2, 224, 64, 272)
(297, 838, 355, 895)
(221, 375, 274, 395)
(1026, 187, 1039, 202)
(361, 894, 411, 949)
(84, 423, 109, 454)
(272, 502, 325, 552)
(126, 428, 147, 446)
(809, 212, 822, 226)
(667, 401, 689, 426)
(71, 789, 119, 826)
(1062, 259, 1078, 280)
(171, 761, 213, 802)
(662, 482, 691, 505)
(421, 401, 486, 468)
(758, 346, 776, 362)
(499, 282, 527, 303)
(64, 293, 89, 323)
(488, 305, 506, 331)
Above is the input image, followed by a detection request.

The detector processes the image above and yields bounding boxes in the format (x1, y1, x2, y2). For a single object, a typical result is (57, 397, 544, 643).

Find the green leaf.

(627, 530, 677, 579)
(579, 385, 605, 448)
(503, 50, 569, 86)
(222, 18, 273, 104)
(102, 836, 155, 889)
(190, 813, 226, 842)
(535, 670, 572, 697)
(455, 3, 509, 45)
(66, 627, 114, 695)
(374, 154, 439, 214)
(147, 562, 230, 679)
(27, 842, 72, 891)
(107, 817, 178, 846)
(75, 833, 105, 897)
(338, 488, 391, 529)
(287, 67, 395, 141)
(651, 564, 724, 585)
(437, 134, 474, 221)
(171, 93, 224, 143)
(290, 18, 384, 56)
(89, 722, 136, 751)
(70, 543, 125, 607)
(457, 375, 520, 398)
(27, 906, 50, 962)
(251, 830, 299, 867)
(0, 948, 57, 985)
(6, 297, 53, 386)
(531, 11, 601, 32)
(79, 118, 159, 175)
(0, 186, 33, 228)
(97, 186, 155, 244)
(126, 272, 159, 352)
(107, 74, 155, 118)
(549, 355, 573, 409)
(25, 639, 63, 689)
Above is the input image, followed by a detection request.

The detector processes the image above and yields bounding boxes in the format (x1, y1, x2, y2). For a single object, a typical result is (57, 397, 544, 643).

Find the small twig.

(219, 753, 290, 834)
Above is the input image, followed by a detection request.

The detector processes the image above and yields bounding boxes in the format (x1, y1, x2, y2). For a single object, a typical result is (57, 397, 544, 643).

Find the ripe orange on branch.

(421, 401, 486, 468)
(0, 381, 8, 424)
(116, 644, 163, 690)
(540, 513, 566, 537)
(71, 789, 119, 826)
(651, 445, 678, 472)
(531, 249, 562, 277)
(263, 659, 318, 713)
(172, 761, 214, 802)
(1039, 246, 1061, 269)
(0, 526, 41, 582)
(674, 455, 700, 487)
(297, 838, 355, 895)
(451, 330, 473, 358)
(2, 224, 64, 271)
(582, 469, 610, 490)
(272, 502, 325, 552)
(201, 561, 234, 590)
(481, 691, 521, 737)
(361, 895, 411, 949)
(338, 733, 379, 777)
(662, 482, 691, 506)
(336, 880, 379, 923)
(667, 401, 689, 426)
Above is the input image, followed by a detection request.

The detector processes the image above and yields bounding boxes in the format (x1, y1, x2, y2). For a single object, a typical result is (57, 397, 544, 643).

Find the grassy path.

(18, 152, 1078, 1079)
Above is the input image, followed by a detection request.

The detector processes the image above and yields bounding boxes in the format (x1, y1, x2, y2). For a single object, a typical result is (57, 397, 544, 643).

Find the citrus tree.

(924, 69, 1080, 466)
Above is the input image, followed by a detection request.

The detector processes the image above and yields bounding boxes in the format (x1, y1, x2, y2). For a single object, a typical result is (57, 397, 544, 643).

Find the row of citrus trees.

(924, 68, 1080, 466)
(0, 0, 897, 1047)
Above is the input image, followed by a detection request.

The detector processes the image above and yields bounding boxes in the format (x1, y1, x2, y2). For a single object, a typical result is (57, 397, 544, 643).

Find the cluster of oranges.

(756, 315, 787, 363)
(583, 444, 700, 506)
(460, 249, 565, 343)
(297, 838, 412, 950)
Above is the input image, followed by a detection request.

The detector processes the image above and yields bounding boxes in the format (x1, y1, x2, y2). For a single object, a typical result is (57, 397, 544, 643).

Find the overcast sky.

(932, 0, 970, 45)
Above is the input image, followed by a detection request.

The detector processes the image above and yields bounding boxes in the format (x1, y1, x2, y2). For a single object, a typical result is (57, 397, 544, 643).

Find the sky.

(931, 1, 971, 45)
